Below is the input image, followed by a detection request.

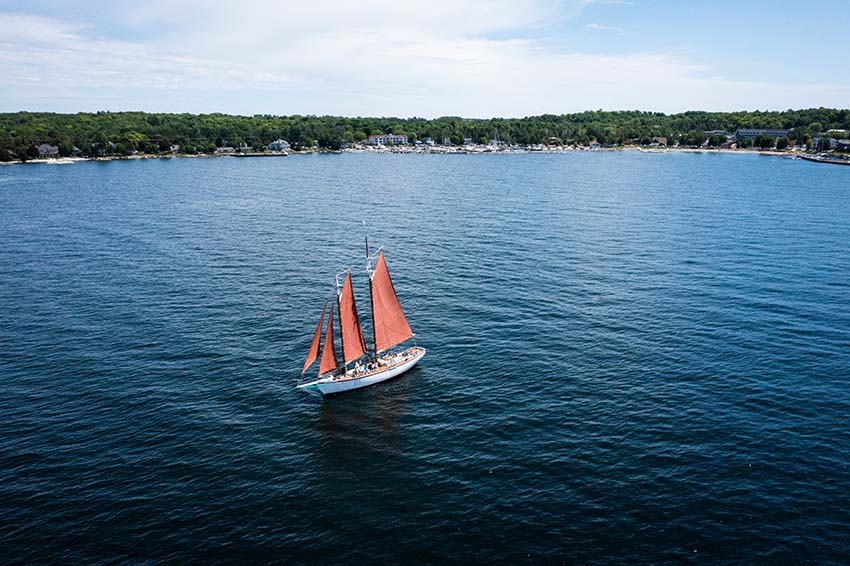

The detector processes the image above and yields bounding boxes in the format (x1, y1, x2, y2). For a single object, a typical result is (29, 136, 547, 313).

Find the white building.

(367, 134, 408, 146)
(268, 139, 290, 151)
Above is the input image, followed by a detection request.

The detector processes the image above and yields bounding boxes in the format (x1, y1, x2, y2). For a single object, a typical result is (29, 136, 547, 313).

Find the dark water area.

(1, 152, 849, 564)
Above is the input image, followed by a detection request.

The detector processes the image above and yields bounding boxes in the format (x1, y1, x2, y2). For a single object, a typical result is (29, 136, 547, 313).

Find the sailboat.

(297, 241, 425, 395)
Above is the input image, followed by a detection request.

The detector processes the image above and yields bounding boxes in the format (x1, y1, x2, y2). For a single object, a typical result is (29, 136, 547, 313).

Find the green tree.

(685, 130, 705, 146)
(776, 137, 789, 150)
(755, 134, 775, 149)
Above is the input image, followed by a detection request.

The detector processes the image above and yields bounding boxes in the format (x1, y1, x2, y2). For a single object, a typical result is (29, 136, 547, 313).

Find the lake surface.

(1, 152, 849, 564)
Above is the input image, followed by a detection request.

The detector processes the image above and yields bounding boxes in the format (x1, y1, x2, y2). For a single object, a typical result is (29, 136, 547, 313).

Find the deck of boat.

(330, 347, 425, 383)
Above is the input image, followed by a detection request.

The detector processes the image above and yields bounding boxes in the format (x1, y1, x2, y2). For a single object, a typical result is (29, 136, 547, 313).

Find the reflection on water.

(314, 376, 413, 456)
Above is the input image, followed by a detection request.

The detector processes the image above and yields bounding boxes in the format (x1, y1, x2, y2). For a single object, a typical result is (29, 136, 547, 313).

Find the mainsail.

(302, 301, 328, 374)
(318, 301, 338, 374)
(370, 250, 414, 353)
(338, 272, 368, 364)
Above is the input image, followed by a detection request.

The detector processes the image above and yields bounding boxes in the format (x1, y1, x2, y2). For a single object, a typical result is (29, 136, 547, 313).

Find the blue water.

(1, 153, 849, 563)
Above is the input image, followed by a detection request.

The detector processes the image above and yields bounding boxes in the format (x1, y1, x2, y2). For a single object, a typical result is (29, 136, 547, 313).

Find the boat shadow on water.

(311, 377, 420, 462)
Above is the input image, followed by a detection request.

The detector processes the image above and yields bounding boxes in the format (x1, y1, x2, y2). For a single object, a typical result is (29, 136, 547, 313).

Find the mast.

(336, 276, 346, 375)
(365, 225, 378, 363)
(364, 221, 370, 264)
(337, 270, 368, 369)
(369, 274, 378, 363)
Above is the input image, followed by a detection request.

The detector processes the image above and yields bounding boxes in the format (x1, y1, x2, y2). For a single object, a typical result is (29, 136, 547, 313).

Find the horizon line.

(3, 106, 849, 120)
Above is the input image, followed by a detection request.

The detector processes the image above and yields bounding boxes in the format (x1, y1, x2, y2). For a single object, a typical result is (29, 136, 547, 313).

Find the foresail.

(370, 250, 414, 353)
(302, 301, 327, 374)
(339, 272, 368, 364)
(319, 301, 338, 374)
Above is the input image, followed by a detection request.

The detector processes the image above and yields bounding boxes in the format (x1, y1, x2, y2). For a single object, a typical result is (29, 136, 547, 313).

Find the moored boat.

(297, 239, 424, 395)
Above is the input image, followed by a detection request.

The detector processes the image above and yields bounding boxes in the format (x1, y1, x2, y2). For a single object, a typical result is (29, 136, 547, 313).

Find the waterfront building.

(37, 144, 59, 158)
(813, 135, 839, 150)
(367, 134, 408, 146)
(268, 139, 290, 151)
(735, 129, 791, 141)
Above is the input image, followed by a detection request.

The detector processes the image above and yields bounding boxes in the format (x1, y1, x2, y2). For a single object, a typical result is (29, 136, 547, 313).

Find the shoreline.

(0, 147, 841, 166)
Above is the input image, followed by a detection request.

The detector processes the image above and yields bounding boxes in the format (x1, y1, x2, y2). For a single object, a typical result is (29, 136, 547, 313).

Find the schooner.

(297, 241, 425, 395)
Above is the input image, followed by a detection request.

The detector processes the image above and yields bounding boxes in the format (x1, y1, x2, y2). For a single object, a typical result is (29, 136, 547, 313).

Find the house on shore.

(735, 129, 790, 141)
(268, 139, 290, 151)
(37, 144, 59, 158)
(92, 141, 117, 156)
(367, 134, 408, 146)
(813, 135, 839, 150)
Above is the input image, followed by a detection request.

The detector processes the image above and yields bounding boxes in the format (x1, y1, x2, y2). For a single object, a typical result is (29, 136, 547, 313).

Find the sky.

(1, 0, 848, 118)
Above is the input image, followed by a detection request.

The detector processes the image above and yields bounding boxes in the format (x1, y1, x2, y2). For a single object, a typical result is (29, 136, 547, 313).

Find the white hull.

(298, 347, 425, 395)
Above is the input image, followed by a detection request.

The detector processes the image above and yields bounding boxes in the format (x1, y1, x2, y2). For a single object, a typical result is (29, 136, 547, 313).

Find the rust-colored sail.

(318, 301, 338, 375)
(302, 301, 327, 374)
(370, 250, 414, 353)
(339, 272, 368, 364)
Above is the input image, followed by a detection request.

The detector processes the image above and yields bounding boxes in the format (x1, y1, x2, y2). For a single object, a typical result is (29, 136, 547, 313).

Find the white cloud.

(0, 3, 848, 116)
(585, 23, 624, 32)
(579, 0, 633, 5)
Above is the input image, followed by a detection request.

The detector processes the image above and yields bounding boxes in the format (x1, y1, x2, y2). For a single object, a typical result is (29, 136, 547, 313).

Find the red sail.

(370, 250, 414, 353)
(339, 272, 368, 364)
(302, 301, 327, 374)
(318, 301, 338, 375)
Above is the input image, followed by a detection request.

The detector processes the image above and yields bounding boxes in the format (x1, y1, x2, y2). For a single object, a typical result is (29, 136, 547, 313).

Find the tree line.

(1, 108, 848, 161)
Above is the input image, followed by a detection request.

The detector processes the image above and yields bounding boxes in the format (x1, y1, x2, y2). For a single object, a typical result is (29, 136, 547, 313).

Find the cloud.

(1, 3, 848, 116)
(585, 23, 624, 32)
(579, 0, 633, 5)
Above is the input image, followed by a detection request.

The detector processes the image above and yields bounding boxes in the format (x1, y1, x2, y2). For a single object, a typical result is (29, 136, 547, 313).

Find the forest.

(1, 108, 849, 160)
